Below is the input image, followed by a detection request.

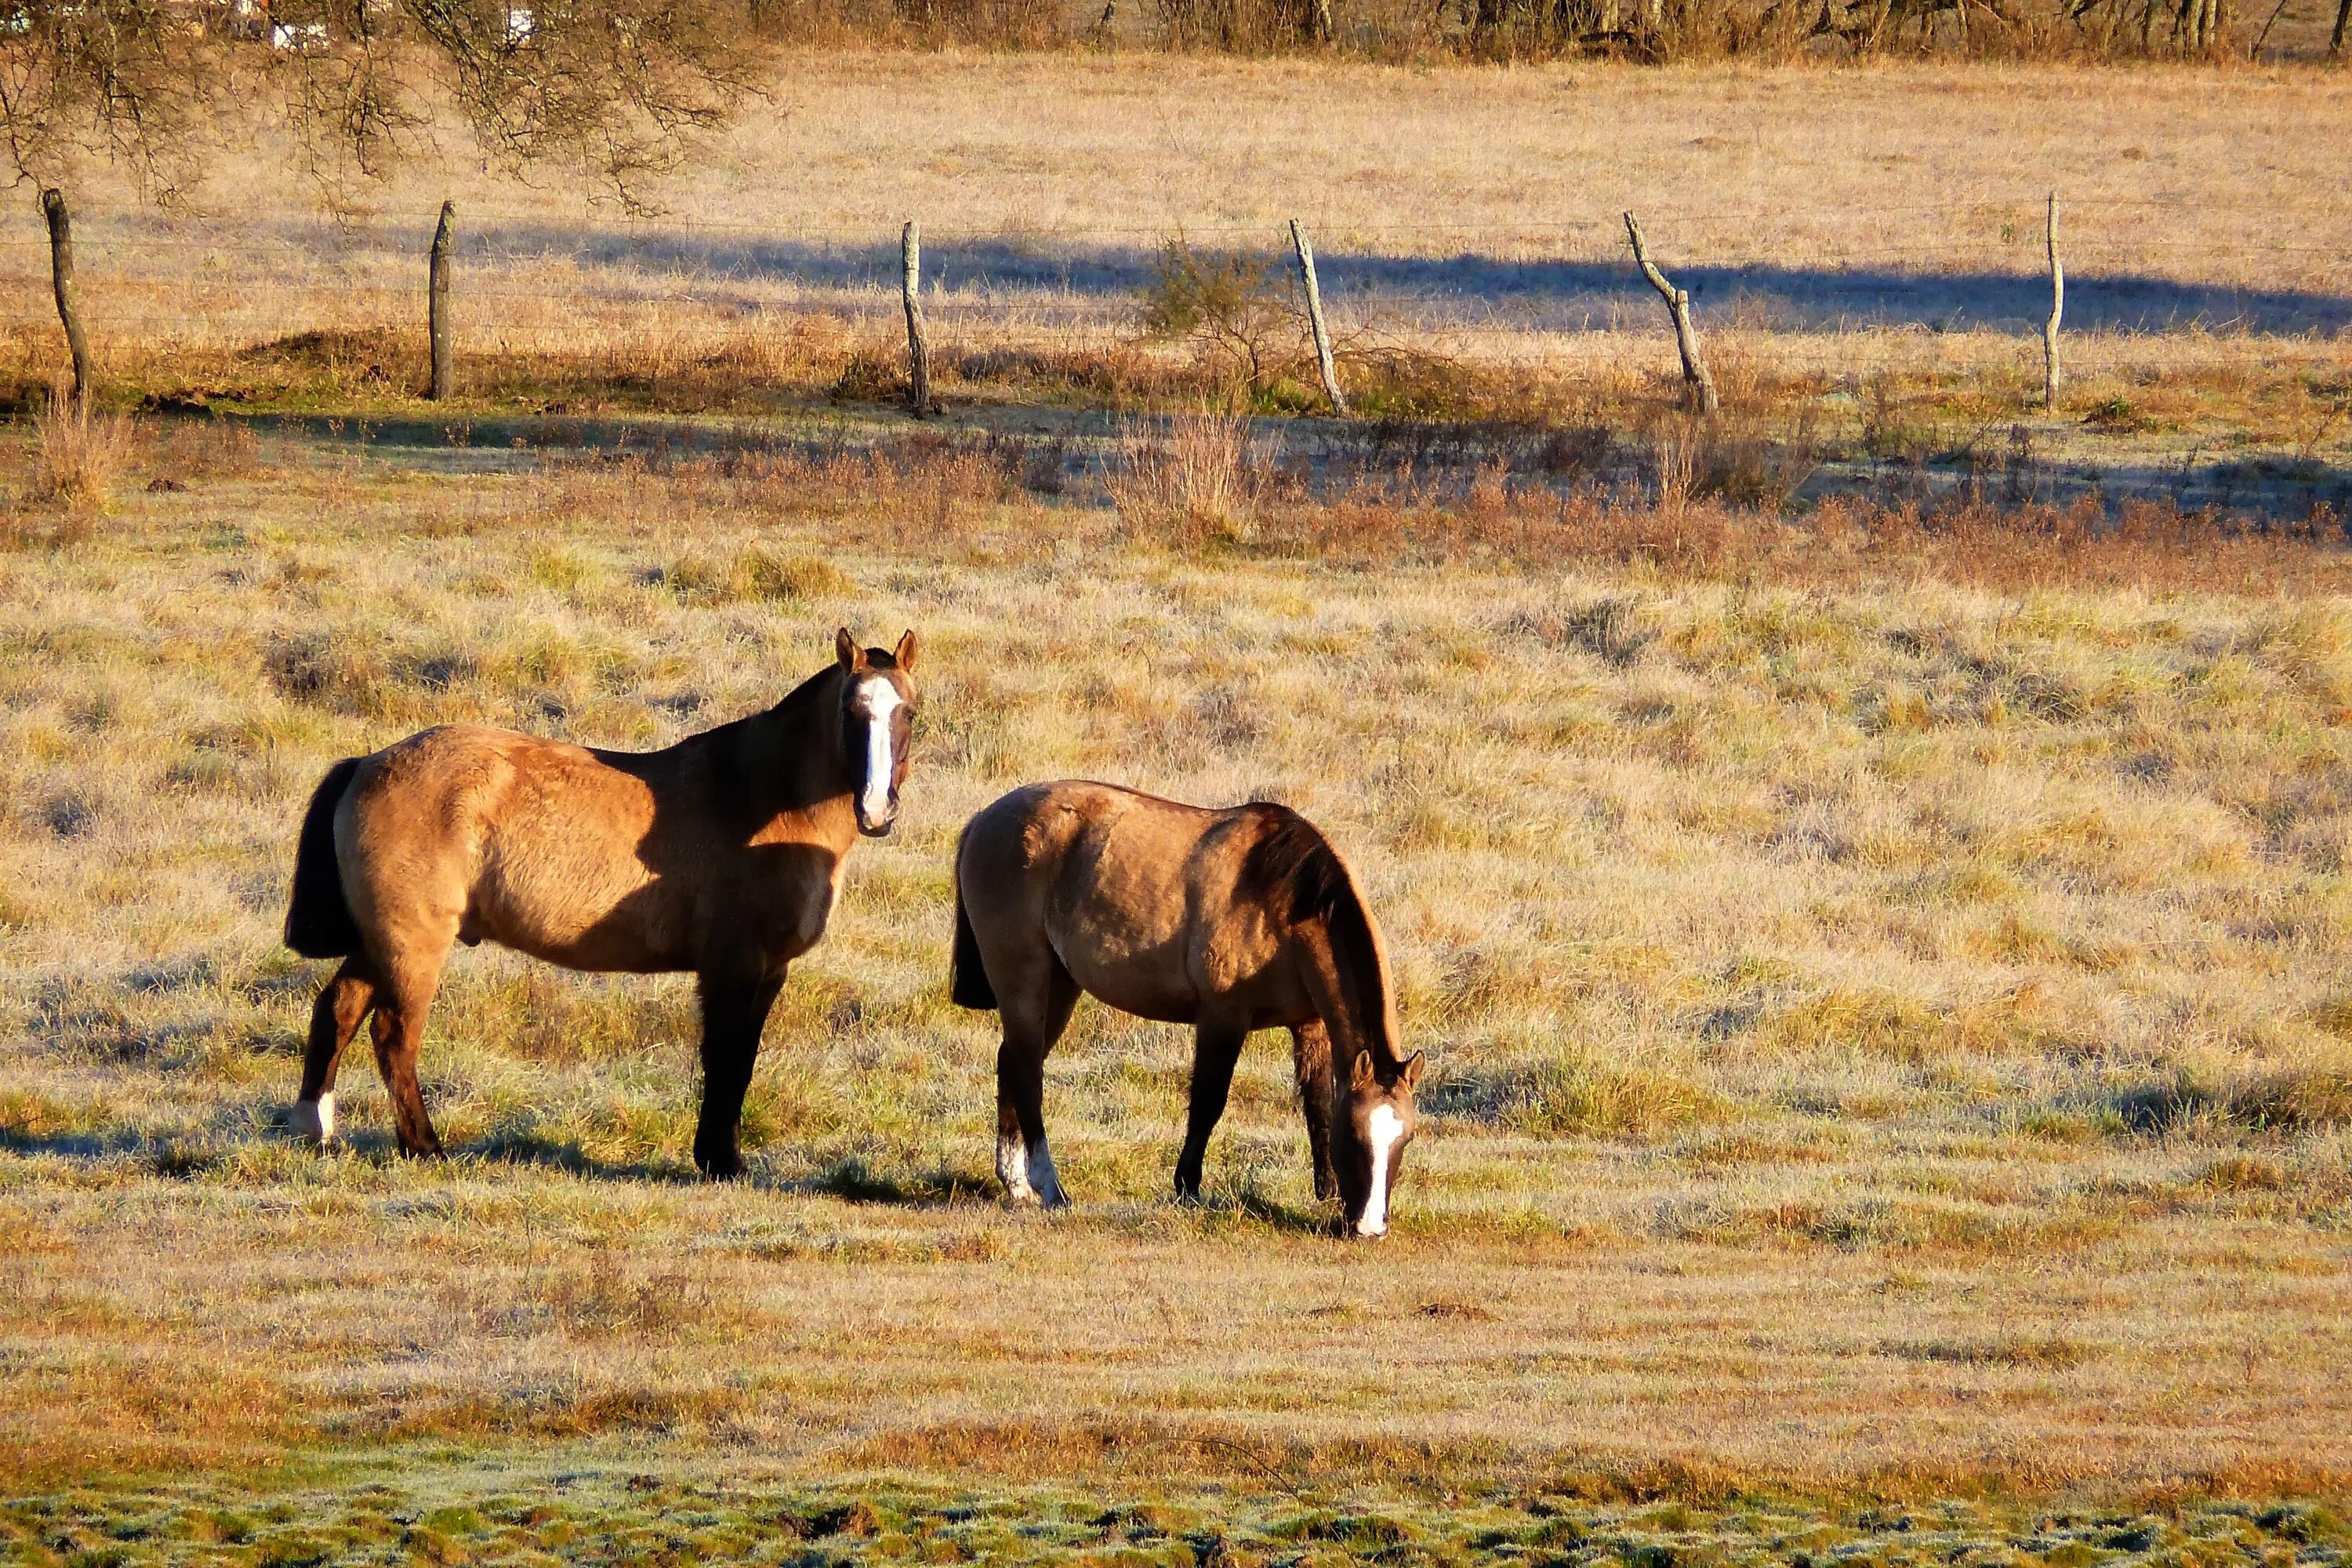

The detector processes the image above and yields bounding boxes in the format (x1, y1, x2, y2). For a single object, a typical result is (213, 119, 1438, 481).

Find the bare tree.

(0, 0, 774, 203)
(0, 0, 220, 198)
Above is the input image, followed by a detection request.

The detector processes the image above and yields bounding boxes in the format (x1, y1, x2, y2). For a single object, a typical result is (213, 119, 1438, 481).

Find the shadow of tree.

(449, 224, 2352, 337)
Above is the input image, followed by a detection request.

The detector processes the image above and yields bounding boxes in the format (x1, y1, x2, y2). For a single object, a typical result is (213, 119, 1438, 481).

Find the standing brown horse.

(282, 628, 920, 1177)
(950, 782, 1423, 1238)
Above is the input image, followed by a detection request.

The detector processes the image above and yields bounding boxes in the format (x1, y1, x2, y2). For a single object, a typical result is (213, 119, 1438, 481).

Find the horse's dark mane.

(765, 661, 843, 717)
(1240, 806, 1351, 927)
(1240, 807, 1390, 1054)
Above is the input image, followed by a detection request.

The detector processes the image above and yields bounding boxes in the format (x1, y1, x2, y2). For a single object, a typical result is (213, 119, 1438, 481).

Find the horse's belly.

(1053, 939, 1198, 1025)
(471, 850, 684, 973)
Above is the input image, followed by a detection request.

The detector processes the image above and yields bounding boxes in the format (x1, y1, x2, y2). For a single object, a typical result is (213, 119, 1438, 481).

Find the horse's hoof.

(290, 1094, 336, 1148)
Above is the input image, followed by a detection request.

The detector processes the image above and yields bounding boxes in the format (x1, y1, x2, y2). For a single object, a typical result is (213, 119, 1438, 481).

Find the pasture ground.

(2, 423, 2350, 1558)
(2, 49, 2350, 1565)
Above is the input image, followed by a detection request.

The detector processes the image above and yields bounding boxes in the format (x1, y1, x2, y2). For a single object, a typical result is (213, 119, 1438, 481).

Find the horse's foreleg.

(1292, 1018, 1338, 1203)
(694, 966, 784, 1181)
(995, 960, 1078, 1208)
(1175, 1025, 1247, 1200)
(295, 956, 378, 1146)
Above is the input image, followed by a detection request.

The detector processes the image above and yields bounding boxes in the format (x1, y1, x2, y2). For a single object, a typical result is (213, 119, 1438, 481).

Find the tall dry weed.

(1109, 412, 1265, 545)
(35, 386, 136, 516)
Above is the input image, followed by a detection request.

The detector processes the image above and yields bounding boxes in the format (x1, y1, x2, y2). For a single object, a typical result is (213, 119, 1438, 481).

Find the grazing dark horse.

(950, 782, 1423, 1238)
(282, 629, 920, 1176)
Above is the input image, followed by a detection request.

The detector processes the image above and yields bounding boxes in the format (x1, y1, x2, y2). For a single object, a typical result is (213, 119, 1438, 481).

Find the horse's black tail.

(949, 880, 996, 1011)
(285, 757, 364, 959)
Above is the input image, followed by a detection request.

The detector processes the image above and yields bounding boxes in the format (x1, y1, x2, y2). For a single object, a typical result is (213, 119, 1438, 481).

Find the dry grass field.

(2, 409, 2350, 1558)
(2, 48, 2350, 1568)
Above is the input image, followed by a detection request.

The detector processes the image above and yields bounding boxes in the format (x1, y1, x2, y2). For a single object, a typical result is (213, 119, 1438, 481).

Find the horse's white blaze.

(1028, 1137, 1066, 1208)
(294, 1092, 336, 1145)
(854, 677, 902, 821)
(997, 1131, 1034, 1200)
(1356, 1104, 1404, 1236)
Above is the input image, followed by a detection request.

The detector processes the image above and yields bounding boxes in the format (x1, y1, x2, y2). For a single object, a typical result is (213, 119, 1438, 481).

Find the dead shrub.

(36, 386, 136, 514)
(266, 632, 390, 716)
(1140, 241, 1315, 412)
(1108, 412, 1265, 545)
(829, 347, 906, 405)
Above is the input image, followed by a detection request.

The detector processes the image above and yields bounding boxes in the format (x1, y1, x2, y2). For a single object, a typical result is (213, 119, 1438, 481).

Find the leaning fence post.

(1290, 219, 1346, 416)
(1623, 212, 1719, 416)
(40, 188, 92, 408)
(428, 200, 456, 401)
(902, 220, 933, 417)
(2042, 192, 2063, 412)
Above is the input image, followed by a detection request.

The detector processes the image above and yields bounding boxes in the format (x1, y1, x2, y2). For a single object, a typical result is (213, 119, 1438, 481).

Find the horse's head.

(835, 627, 920, 837)
(1337, 1047, 1423, 1240)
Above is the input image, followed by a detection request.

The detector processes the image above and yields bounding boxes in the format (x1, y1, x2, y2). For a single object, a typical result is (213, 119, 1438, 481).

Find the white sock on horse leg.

(997, 1131, 1036, 1201)
(1028, 1138, 1065, 1207)
(293, 1092, 337, 1145)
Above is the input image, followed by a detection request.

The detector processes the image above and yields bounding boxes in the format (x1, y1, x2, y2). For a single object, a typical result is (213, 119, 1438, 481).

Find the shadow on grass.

(471, 225, 2352, 336)
(791, 1154, 1000, 1207)
(460, 1127, 700, 1185)
(1178, 1183, 1336, 1238)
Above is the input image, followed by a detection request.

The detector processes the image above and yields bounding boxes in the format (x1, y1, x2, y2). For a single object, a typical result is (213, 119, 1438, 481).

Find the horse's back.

(341, 724, 677, 968)
(956, 782, 1298, 1025)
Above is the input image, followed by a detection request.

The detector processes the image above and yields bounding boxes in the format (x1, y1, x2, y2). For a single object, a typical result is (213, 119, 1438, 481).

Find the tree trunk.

(2042, 192, 2064, 412)
(1623, 212, 1720, 416)
(41, 189, 92, 408)
(427, 200, 456, 401)
(1289, 220, 1346, 416)
(901, 220, 932, 417)
(2331, 0, 2347, 52)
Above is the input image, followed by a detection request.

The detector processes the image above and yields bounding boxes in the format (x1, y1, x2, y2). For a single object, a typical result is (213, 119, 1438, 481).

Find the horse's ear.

(893, 629, 920, 673)
(836, 627, 865, 673)
(1350, 1051, 1375, 1091)
(1399, 1051, 1425, 1091)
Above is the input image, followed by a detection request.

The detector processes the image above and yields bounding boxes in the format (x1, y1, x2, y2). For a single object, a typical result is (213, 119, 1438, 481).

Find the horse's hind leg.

(368, 951, 449, 1159)
(294, 956, 378, 1146)
(996, 955, 1079, 1208)
(1174, 1024, 1247, 1201)
(1291, 1018, 1338, 1203)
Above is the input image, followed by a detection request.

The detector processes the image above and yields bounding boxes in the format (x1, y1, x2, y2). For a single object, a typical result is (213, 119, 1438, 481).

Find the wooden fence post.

(2249, 0, 2290, 56)
(2042, 192, 2063, 412)
(1289, 219, 1346, 416)
(1622, 212, 1719, 416)
(40, 189, 92, 408)
(902, 220, 932, 417)
(428, 200, 456, 401)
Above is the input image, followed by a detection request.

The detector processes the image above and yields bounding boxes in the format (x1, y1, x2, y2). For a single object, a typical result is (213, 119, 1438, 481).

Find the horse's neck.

(735, 681, 855, 844)
(1299, 895, 1400, 1069)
